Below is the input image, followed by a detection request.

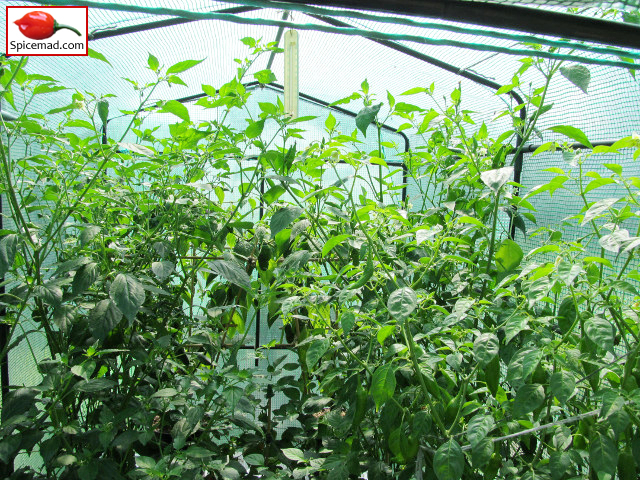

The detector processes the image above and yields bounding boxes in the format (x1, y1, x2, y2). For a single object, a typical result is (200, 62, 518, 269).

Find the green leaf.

(89, 299, 123, 341)
(109, 274, 146, 322)
(557, 259, 582, 286)
(222, 385, 243, 408)
(467, 414, 495, 448)
(306, 338, 330, 371)
(325, 112, 336, 130)
(370, 363, 396, 410)
(282, 448, 306, 462)
(246, 119, 265, 139)
(72, 262, 99, 295)
(559, 64, 590, 94)
(147, 53, 159, 72)
(279, 250, 311, 272)
(589, 432, 618, 478)
(355, 102, 382, 137)
(88, 49, 111, 66)
(581, 198, 619, 226)
(152, 387, 178, 398)
(495, 239, 523, 273)
(79, 225, 100, 245)
(207, 260, 252, 290)
(253, 69, 276, 84)
(53, 305, 76, 332)
(0, 234, 18, 277)
(557, 297, 576, 334)
(549, 125, 593, 148)
(504, 313, 529, 344)
(481, 166, 513, 194)
(549, 451, 572, 480)
(387, 287, 418, 321)
(549, 371, 575, 404)
(473, 333, 499, 368)
(513, 384, 545, 417)
(585, 316, 614, 353)
(270, 207, 303, 238)
(433, 439, 464, 480)
(160, 100, 190, 122)
(506, 347, 543, 383)
(394, 102, 423, 113)
(151, 261, 174, 281)
(166, 58, 205, 75)
(34, 284, 62, 306)
(400, 87, 427, 95)
(71, 361, 96, 382)
(322, 234, 351, 257)
(377, 325, 395, 345)
(471, 437, 494, 469)
(74, 378, 115, 393)
(341, 311, 356, 335)
(97, 99, 109, 126)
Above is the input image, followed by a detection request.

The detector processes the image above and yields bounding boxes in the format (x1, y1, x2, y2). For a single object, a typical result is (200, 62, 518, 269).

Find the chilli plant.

(0, 38, 639, 480)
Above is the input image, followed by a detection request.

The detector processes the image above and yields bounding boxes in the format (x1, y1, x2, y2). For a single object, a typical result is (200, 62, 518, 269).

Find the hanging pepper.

(14, 11, 81, 40)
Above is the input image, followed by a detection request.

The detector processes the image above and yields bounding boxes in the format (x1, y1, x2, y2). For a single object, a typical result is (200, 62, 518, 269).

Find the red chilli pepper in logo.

(14, 11, 81, 40)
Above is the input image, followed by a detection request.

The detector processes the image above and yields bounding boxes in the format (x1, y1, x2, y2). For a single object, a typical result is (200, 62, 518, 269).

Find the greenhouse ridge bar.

(275, 0, 640, 49)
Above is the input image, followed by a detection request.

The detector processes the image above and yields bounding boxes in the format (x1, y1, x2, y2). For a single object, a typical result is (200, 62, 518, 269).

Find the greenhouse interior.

(1, 0, 640, 478)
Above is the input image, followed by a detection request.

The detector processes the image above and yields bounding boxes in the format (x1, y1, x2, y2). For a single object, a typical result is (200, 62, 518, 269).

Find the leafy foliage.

(0, 39, 639, 480)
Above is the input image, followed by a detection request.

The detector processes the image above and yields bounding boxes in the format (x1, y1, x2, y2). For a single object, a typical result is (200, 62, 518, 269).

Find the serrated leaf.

(560, 64, 590, 94)
(207, 260, 252, 290)
(109, 274, 145, 322)
(387, 287, 418, 321)
(433, 439, 464, 480)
